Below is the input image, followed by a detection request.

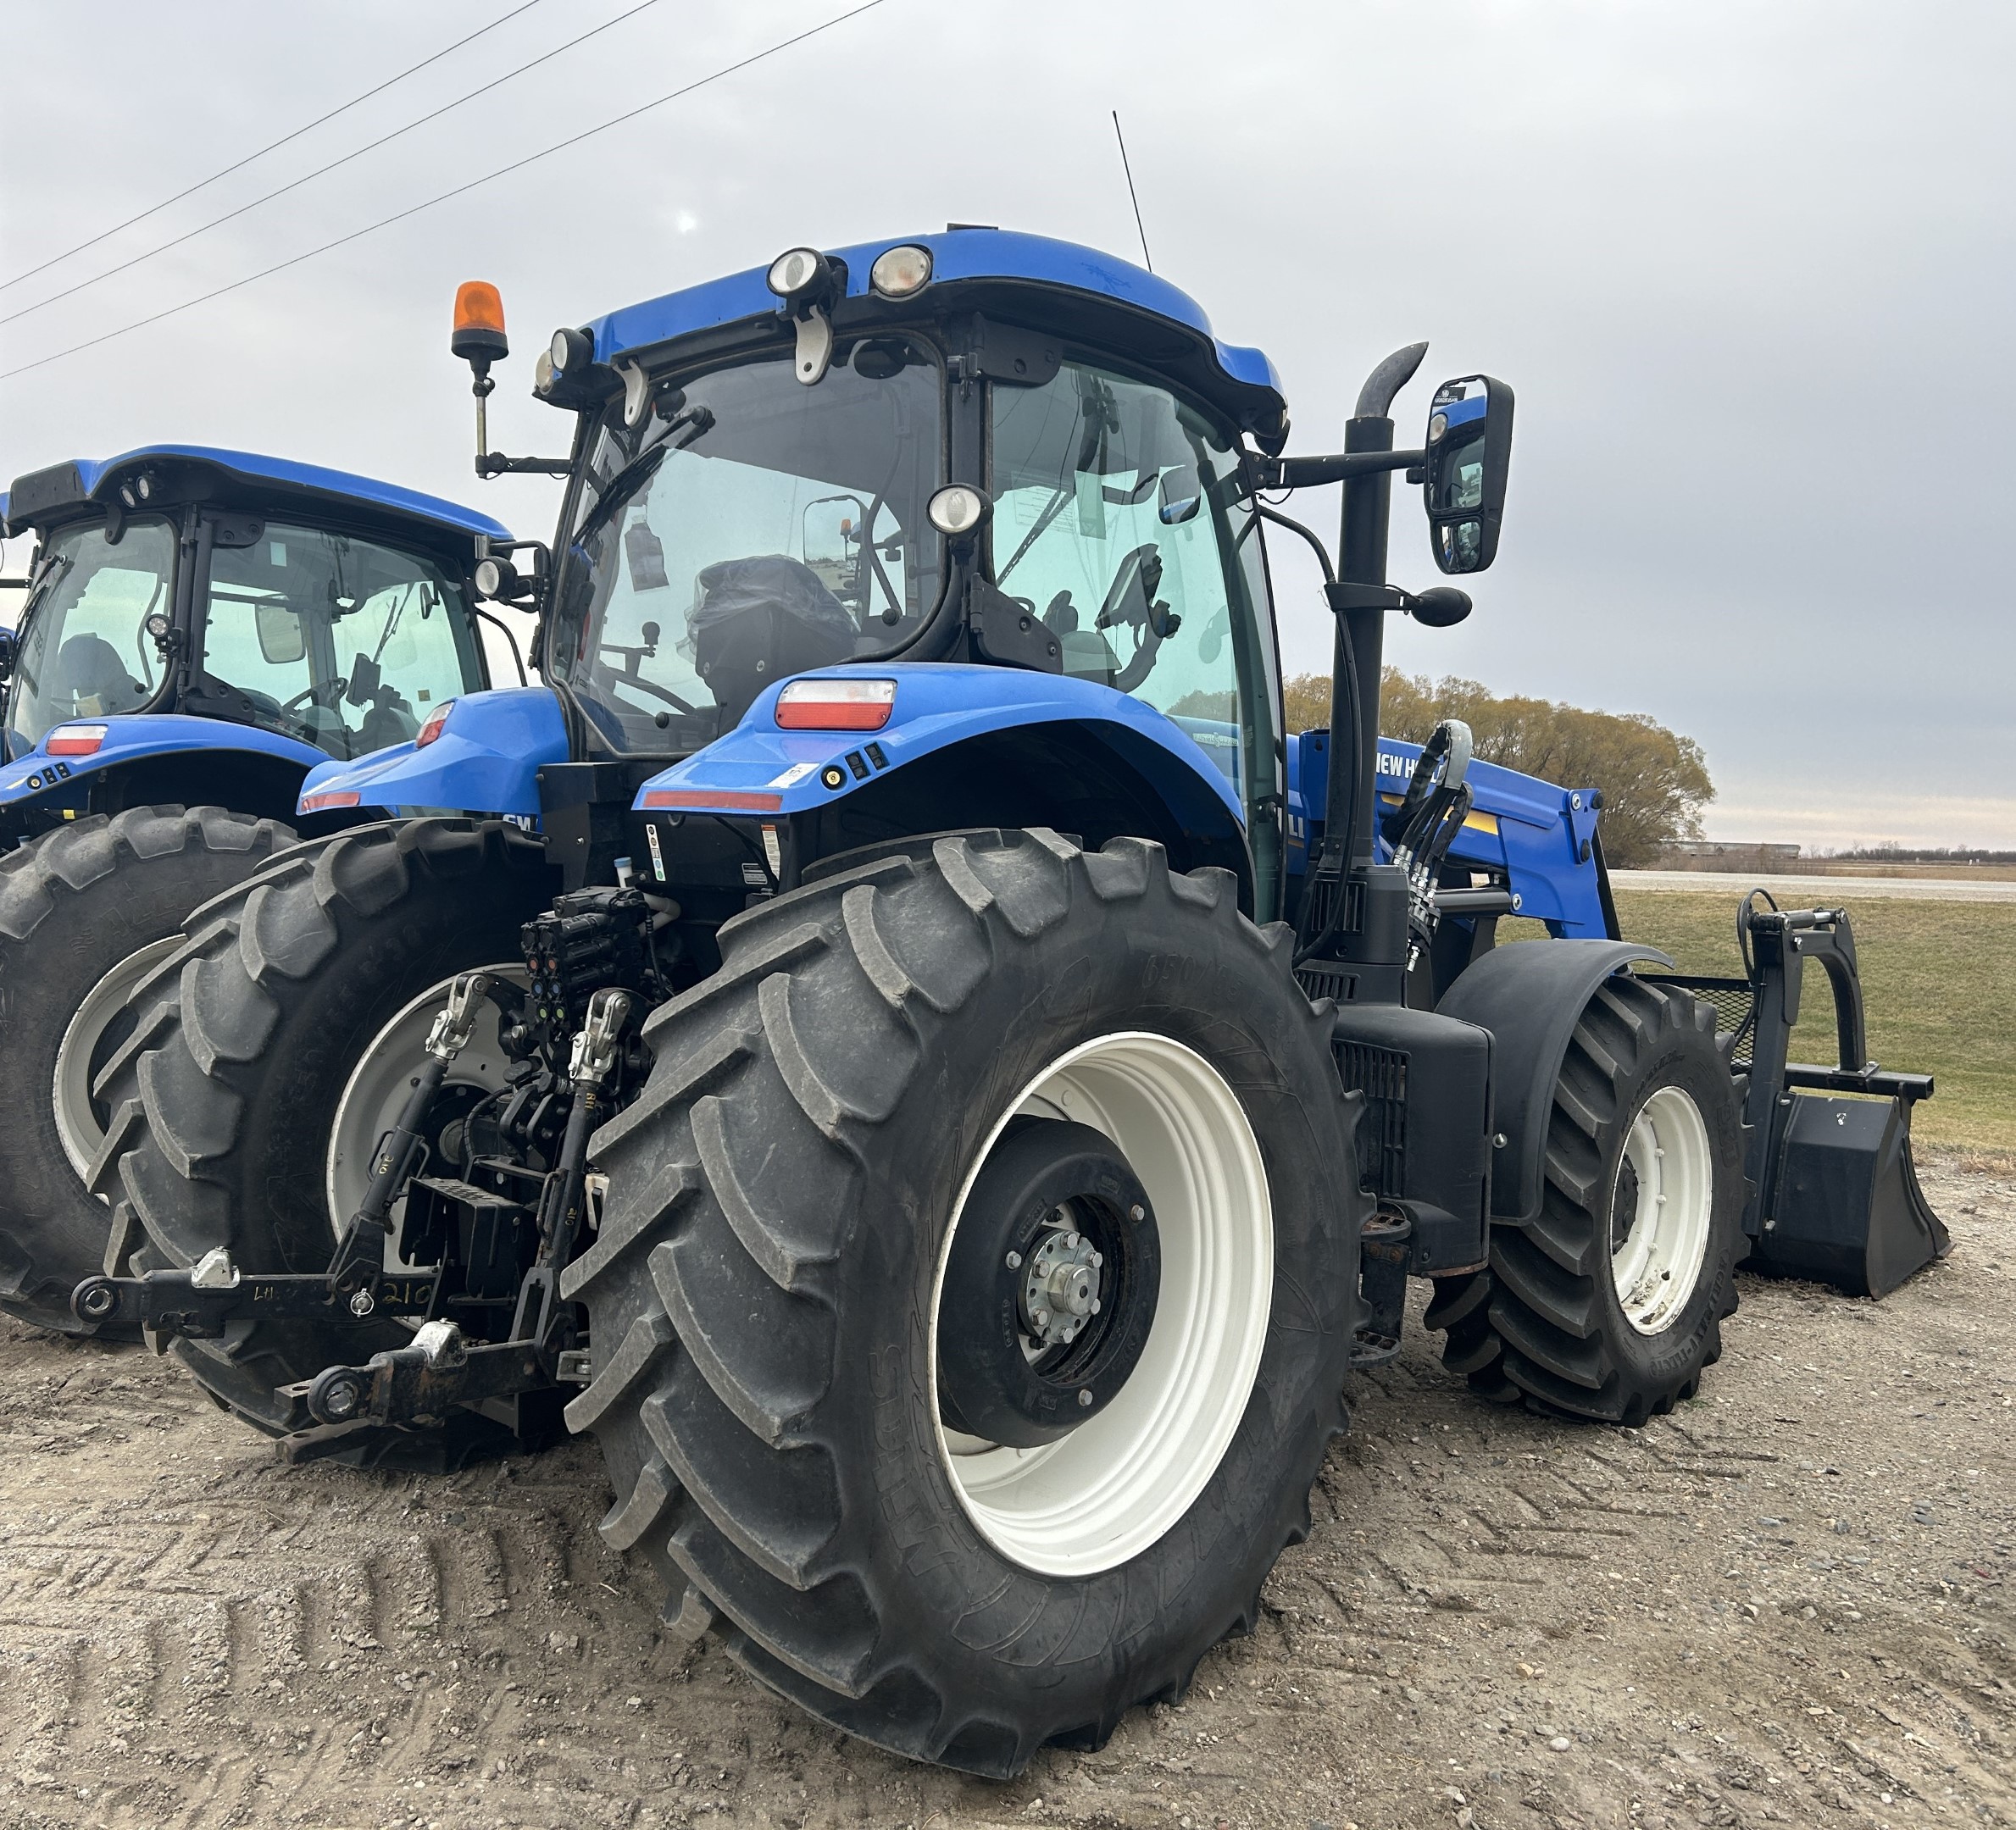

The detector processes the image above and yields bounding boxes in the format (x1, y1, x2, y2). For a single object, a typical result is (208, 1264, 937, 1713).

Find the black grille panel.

(1296, 965, 1358, 1004)
(1333, 1040, 1408, 1197)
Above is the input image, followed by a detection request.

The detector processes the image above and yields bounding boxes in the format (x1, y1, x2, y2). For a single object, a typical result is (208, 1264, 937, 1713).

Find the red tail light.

(415, 701, 454, 748)
(775, 678, 896, 731)
(300, 789, 362, 813)
(46, 724, 108, 756)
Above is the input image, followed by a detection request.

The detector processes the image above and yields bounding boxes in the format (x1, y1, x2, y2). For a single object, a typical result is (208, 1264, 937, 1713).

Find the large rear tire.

(100, 818, 558, 1434)
(1425, 975, 1743, 1424)
(0, 806, 296, 1334)
(564, 830, 1366, 1776)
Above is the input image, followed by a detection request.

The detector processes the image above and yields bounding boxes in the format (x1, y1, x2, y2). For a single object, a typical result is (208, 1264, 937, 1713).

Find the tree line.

(1280, 668, 1715, 868)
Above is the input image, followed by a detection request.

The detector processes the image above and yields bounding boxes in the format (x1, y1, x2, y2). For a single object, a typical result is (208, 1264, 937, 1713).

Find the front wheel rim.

(1610, 1084, 1714, 1335)
(53, 935, 186, 1187)
(930, 1030, 1274, 1578)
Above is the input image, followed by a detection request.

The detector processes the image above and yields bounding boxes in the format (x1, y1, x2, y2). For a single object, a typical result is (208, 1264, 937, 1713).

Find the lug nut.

(1129, 1204, 1146, 1223)
(1077, 1389, 1093, 1407)
(1005, 1250, 1023, 1270)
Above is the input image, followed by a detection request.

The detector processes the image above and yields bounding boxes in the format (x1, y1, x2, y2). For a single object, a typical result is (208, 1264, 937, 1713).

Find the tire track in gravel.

(0, 1156, 2009, 1829)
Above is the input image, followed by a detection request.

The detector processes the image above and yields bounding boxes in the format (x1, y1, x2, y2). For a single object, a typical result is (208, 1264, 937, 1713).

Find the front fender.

(1436, 939, 1673, 1228)
(297, 686, 568, 818)
(634, 663, 1247, 840)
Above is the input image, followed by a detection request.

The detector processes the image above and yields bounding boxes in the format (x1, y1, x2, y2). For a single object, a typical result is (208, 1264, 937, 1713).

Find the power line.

(2, 0, 665, 329)
(0, 0, 892, 386)
(0, 0, 553, 296)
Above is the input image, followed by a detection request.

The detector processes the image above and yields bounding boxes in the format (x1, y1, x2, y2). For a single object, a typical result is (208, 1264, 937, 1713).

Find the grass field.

(1591, 890, 2016, 1156)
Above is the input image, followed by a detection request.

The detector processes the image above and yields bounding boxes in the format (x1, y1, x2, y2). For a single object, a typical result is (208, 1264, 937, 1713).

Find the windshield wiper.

(577, 405, 717, 547)
(17, 548, 74, 623)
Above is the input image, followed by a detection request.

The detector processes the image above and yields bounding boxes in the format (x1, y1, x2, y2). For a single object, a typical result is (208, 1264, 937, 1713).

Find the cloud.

(1, 0, 2009, 848)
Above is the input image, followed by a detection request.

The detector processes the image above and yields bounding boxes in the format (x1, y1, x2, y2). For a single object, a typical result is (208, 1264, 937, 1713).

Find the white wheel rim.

(53, 935, 185, 1188)
(929, 1030, 1273, 1578)
(1609, 1084, 1713, 1335)
(325, 965, 526, 1258)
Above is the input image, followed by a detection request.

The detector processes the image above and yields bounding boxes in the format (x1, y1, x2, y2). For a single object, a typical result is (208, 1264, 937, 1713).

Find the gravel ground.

(0, 1156, 2008, 1830)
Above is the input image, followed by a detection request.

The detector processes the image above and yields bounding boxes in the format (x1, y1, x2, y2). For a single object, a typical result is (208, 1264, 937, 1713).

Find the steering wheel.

(281, 679, 346, 715)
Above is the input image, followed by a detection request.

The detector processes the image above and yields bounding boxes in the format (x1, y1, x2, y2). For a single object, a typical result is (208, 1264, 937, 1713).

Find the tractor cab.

(0, 447, 507, 841)
(453, 232, 1293, 912)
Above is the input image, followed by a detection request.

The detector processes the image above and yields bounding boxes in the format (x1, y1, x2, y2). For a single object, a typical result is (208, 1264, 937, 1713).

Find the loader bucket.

(1747, 1092, 1951, 1299)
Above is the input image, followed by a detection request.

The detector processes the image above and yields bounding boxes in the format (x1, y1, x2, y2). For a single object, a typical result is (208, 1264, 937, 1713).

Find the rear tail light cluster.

(775, 679, 896, 732)
(45, 724, 108, 756)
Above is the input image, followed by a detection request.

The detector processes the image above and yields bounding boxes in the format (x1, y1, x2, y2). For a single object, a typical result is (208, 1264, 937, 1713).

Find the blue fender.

(296, 687, 568, 818)
(1286, 731, 1609, 939)
(630, 664, 1247, 840)
(0, 713, 327, 813)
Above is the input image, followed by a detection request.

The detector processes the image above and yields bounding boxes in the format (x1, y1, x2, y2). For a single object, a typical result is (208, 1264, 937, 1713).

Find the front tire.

(564, 830, 1366, 1775)
(0, 806, 296, 1334)
(1425, 975, 1743, 1424)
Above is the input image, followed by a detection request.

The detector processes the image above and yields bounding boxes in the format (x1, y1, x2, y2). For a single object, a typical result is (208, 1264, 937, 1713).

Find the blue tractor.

(83, 233, 1947, 1774)
(0, 447, 514, 1331)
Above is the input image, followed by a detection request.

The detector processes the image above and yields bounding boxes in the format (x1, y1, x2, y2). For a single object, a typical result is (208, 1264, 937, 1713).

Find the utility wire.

(2, 0, 664, 328)
(0, 0, 553, 296)
(0, 0, 891, 385)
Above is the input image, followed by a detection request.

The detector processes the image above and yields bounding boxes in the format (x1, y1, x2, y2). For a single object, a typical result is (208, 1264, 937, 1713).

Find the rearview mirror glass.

(1423, 374, 1513, 574)
(254, 600, 306, 665)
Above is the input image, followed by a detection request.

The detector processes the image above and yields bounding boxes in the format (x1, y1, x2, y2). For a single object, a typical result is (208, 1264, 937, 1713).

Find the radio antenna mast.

(1111, 111, 1152, 274)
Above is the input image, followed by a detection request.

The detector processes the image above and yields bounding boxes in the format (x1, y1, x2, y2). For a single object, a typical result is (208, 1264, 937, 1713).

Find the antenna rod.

(1111, 111, 1152, 274)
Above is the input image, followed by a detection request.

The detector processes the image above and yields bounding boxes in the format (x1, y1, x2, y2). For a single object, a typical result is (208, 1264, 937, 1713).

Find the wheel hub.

(936, 1117, 1159, 1448)
(1019, 1220, 1102, 1349)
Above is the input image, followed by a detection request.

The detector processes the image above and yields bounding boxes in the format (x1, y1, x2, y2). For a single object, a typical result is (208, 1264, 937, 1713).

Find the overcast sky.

(3, 0, 2009, 847)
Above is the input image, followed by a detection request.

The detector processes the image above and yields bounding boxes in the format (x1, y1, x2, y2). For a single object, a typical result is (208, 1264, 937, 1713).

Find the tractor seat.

(53, 634, 143, 717)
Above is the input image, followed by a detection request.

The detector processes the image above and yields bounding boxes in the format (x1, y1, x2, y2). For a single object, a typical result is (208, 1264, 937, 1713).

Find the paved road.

(1613, 869, 2016, 905)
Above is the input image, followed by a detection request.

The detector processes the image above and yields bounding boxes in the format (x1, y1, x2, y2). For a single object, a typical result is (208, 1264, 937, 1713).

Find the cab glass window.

(3, 517, 175, 747)
(989, 359, 1282, 853)
(203, 525, 480, 759)
(555, 341, 944, 751)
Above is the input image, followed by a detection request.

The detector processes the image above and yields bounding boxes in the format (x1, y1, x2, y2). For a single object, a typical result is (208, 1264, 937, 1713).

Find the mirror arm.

(476, 454, 574, 480)
(1251, 448, 1425, 491)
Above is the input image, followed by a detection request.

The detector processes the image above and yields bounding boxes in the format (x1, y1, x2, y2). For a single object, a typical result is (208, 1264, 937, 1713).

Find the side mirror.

(0, 626, 14, 685)
(254, 601, 307, 666)
(1423, 374, 1513, 574)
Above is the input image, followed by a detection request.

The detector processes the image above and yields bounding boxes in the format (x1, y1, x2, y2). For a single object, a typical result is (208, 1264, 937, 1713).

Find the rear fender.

(633, 665, 1253, 904)
(1436, 940, 1672, 1227)
(0, 713, 325, 834)
(295, 686, 568, 820)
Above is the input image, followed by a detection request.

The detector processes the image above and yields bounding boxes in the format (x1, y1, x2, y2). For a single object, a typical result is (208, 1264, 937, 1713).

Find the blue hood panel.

(634, 664, 1247, 833)
(1, 713, 325, 807)
(1286, 731, 1608, 938)
(297, 686, 567, 818)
